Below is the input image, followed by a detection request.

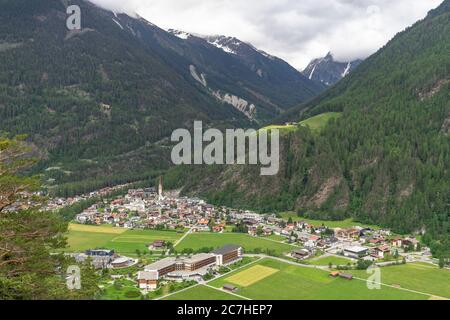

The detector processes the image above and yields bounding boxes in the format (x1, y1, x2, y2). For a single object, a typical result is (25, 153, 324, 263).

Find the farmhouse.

(343, 246, 368, 259)
(223, 284, 238, 292)
(291, 249, 310, 260)
(150, 240, 166, 250)
(403, 238, 420, 250)
(339, 273, 354, 280)
(391, 237, 403, 247)
(335, 227, 361, 239)
(373, 245, 391, 259)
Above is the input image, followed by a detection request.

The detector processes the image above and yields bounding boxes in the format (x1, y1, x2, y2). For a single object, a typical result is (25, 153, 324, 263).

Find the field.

(261, 112, 342, 133)
(307, 256, 354, 266)
(299, 112, 342, 132)
(226, 265, 279, 287)
(206, 259, 429, 300)
(65, 223, 184, 255)
(175, 232, 295, 255)
(165, 285, 244, 300)
(68, 223, 127, 234)
(279, 212, 380, 229)
(351, 263, 450, 299)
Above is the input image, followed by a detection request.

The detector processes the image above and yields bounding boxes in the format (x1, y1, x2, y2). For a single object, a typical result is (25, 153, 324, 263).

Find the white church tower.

(158, 176, 164, 201)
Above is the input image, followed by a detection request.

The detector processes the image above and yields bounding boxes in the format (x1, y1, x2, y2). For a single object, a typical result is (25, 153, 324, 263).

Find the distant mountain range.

(302, 52, 362, 86)
(162, 29, 324, 120)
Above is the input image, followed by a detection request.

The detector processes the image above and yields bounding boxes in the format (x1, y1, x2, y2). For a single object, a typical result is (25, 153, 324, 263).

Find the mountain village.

(52, 179, 435, 295)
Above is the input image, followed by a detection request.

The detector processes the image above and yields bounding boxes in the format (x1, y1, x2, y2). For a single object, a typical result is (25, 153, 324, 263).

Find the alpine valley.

(169, 1, 450, 258)
(0, 0, 449, 303)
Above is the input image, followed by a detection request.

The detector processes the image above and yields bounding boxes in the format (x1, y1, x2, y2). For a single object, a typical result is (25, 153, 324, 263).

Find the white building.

(343, 246, 368, 259)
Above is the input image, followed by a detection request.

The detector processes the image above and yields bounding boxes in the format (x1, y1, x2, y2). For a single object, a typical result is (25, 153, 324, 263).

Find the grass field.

(65, 223, 184, 255)
(307, 256, 354, 266)
(165, 285, 244, 300)
(299, 112, 342, 132)
(226, 265, 279, 287)
(207, 259, 429, 300)
(266, 234, 288, 242)
(175, 232, 295, 255)
(279, 212, 380, 229)
(262, 112, 342, 134)
(100, 279, 142, 300)
(351, 263, 450, 299)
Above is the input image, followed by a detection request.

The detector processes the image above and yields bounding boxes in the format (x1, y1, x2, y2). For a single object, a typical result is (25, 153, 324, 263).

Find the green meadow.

(307, 256, 354, 266)
(299, 112, 342, 132)
(65, 223, 184, 256)
(175, 232, 295, 255)
(207, 259, 428, 300)
(279, 212, 380, 229)
(262, 112, 342, 134)
(351, 263, 450, 299)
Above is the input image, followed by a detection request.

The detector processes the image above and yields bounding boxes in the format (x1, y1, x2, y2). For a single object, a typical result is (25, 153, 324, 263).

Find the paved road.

(174, 227, 193, 247)
(203, 284, 252, 300)
(249, 235, 300, 248)
(244, 254, 329, 270)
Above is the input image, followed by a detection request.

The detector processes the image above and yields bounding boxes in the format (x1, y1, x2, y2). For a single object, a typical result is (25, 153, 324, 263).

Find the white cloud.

(89, 0, 444, 69)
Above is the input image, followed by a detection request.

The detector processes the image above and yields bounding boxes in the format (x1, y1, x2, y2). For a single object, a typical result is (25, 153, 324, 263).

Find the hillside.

(172, 1, 450, 258)
(0, 0, 322, 195)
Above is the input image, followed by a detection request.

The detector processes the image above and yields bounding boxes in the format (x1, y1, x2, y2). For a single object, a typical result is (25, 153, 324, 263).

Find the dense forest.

(170, 1, 450, 259)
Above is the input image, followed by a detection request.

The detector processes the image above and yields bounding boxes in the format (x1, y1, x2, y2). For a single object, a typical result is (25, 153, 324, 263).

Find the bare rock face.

(309, 176, 342, 207)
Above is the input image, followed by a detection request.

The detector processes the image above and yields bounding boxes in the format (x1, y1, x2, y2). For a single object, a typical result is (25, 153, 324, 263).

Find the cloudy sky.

(89, 0, 444, 69)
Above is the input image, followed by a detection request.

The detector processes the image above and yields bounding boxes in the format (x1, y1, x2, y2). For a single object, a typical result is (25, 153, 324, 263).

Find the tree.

(256, 226, 264, 236)
(439, 257, 445, 269)
(232, 220, 248, 234)
(0, 135, 99, 299)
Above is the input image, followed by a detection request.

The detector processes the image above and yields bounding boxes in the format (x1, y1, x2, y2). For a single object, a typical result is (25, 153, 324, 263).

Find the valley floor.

(165, 258, 449, 300)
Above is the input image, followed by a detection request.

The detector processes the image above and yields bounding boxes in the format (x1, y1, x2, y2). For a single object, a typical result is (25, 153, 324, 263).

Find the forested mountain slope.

(172, 0, 450, 258)
(0, 0, 322, 195)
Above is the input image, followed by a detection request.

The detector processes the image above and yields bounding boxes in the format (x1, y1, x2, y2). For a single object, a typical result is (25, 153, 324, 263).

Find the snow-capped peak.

(167, 29, 193, 40)
(203, 35, 241, 55)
